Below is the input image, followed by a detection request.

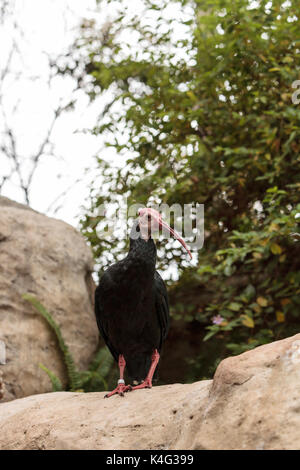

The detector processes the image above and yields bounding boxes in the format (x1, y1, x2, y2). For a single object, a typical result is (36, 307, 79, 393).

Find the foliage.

(59, 0, 300, 378)
(23, 294, 114, 392)
(39, 363, 63, 392)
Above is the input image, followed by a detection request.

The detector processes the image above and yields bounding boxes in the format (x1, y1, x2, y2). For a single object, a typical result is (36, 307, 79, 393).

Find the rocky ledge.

(1, 333, 300, 450)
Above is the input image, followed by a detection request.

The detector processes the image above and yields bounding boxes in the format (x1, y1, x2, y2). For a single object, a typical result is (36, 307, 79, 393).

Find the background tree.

(59, 0, 300, 382)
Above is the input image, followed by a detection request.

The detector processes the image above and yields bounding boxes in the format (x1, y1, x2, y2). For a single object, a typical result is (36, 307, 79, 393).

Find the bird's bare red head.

(138, 207, 192, 260)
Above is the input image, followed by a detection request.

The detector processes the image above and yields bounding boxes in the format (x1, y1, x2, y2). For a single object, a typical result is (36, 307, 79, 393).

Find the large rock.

(0, 333, 300, 450)
(195, 332, 300, 450)
(0, 197, 98, 401)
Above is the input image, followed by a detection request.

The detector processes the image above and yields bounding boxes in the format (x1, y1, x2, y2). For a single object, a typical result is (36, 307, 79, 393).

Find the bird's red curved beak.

(138, 208, 192, 260)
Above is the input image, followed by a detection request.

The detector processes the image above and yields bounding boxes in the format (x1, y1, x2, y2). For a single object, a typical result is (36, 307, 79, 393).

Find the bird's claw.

(104, 383, 131, 398)
(130, 380, 152, 391)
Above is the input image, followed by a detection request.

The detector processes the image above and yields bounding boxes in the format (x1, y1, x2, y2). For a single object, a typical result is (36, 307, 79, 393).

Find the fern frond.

(23, 294, 81, 391)
(88, 346, 114, 375)
(39, 363, 63, 392)
(84, 346, 114, 391)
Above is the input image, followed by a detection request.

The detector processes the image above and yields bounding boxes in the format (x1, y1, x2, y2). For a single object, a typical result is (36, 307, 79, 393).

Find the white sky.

(0, 0, 106, 227)
(0, 0, 193, 229)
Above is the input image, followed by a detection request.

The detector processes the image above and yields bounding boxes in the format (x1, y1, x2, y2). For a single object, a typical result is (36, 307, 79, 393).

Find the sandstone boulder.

(0, 333, 300, 449)
(0, 196, 98, 401)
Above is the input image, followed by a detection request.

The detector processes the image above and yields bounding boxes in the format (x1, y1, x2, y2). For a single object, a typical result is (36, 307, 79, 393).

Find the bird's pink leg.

(104, 354, 132, 398)
(130, 349, 160, 391)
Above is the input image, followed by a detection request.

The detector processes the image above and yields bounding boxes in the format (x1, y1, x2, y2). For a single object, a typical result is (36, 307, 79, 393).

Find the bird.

(95, 207, 192, 397)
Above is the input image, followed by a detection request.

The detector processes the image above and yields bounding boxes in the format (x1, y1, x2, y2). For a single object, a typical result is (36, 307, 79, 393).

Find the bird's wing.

(154, 271, 170, 350)
(94, 284, 119, 363)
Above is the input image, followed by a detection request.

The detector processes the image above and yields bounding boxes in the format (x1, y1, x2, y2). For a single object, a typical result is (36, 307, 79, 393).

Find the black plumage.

(95, 220, 170, 385)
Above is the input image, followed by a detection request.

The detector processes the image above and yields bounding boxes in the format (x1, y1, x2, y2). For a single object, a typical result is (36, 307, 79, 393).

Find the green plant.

(39, 364, 63, 392)
(23, 294, 114, 392)
(56, 0, 300, 380)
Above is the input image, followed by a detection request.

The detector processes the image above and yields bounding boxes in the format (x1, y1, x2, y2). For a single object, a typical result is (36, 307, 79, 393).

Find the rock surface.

(1, 333, 300, 450)
(0, 197, 98, 401)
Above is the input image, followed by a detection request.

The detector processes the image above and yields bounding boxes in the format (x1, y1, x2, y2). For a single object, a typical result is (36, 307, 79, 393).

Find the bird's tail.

(125, 354, 159, 384)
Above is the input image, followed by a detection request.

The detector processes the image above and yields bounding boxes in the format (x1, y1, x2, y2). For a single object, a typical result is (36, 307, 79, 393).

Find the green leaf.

(270, 243, 283, 255)
(241, 315, 255, 328)
(257, 296, 268, 307)
(39, 364, 63, 392)
(228, 302, 242, 312)
(23, 294, 81, 391)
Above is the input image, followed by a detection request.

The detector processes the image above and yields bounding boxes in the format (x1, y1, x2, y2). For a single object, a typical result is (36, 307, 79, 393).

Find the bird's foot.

(130, 378, 152, 391)
(104, 383, 132, 398)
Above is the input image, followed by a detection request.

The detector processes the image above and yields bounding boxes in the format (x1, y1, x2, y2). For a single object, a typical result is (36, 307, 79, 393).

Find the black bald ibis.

(95, 207, 192, 397)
